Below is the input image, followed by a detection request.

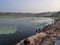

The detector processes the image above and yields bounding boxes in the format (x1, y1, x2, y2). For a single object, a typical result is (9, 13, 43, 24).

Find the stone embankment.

(16, 19, 60, 45)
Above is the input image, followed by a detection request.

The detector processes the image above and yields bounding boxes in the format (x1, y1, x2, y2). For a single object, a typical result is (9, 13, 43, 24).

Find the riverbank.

(16, 19, 60, 45)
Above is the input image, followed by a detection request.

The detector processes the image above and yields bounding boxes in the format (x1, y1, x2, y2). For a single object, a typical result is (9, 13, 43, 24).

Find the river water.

(0, 17, 54, 45)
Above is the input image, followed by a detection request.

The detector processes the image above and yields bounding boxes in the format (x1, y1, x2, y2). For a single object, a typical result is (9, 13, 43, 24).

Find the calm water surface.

(0, 17, 54, 45)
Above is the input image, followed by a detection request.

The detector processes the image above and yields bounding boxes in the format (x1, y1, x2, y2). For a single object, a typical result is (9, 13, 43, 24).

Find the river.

(0, 17, 54, 45)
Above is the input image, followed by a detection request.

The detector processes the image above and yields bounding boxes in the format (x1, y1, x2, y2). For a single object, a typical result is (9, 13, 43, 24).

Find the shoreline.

(16, 18, 60, 45)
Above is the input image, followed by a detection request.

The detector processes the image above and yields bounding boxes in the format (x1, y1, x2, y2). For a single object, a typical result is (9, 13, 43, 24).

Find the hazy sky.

(0, 0, 60, 13)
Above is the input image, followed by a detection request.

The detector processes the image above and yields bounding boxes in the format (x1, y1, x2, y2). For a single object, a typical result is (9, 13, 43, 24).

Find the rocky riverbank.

(16, 19, 60, 45)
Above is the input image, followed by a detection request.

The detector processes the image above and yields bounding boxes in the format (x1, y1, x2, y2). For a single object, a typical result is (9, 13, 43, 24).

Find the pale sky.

(0, 0, 60, 13)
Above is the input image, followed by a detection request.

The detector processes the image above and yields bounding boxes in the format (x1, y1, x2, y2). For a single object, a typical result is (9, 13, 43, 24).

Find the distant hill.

(35, 12, 53, 17)
(35, 11, 60, 17)
(0, 11, 60, 17)
(51, 11, 60, 17)
(0, 13, 35, 17)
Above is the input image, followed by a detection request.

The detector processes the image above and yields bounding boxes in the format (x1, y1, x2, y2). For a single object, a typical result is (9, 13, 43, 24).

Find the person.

(36, 29, 38, 33)
(36, 28, 41, 33)
(38, 28, 41, 32)
(23, 39, 30, 45)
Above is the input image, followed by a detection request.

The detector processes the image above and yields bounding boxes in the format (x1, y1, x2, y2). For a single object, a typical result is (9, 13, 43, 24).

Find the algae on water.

(0, 26, 16, 34)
